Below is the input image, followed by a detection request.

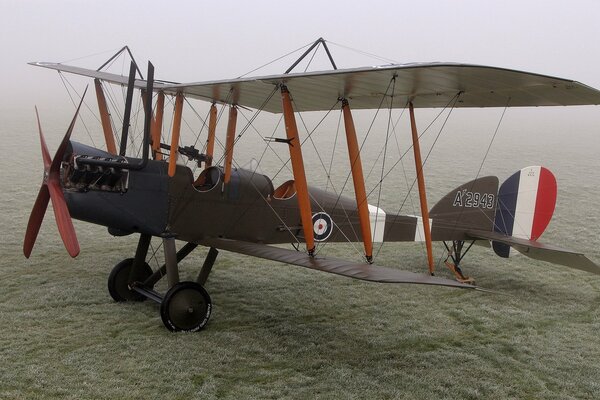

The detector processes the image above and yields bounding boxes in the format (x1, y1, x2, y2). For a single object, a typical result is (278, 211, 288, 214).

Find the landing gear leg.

(142, 242, 198, 288)
(163, 238, 180, 288)
(443, 240, 476, 284)
(197, 247, 219, 286)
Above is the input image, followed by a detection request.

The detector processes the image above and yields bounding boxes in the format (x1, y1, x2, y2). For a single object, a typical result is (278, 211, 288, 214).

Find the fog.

(2, 0, 600, 117)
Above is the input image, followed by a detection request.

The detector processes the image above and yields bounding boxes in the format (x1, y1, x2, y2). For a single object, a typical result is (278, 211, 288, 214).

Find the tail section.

(431, 167, 599, 274)
(492, 166, 557, 257)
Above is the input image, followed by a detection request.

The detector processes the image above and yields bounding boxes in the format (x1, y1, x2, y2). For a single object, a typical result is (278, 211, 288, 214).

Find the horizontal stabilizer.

(200, 238, 477, 289)
(467, 230, 600, 275)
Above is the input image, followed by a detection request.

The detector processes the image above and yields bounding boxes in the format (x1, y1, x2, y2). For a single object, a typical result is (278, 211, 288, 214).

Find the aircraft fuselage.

(63, 141, 496, 246)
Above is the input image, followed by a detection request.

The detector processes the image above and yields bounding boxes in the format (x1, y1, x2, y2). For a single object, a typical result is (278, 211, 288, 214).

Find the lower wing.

(199, 238, 479, 289)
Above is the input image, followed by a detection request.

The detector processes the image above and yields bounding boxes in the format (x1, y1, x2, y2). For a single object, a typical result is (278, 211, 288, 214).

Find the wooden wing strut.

(223, 106, 237, 184)
(94, 79, 117, 155)
(409, 102, 434, 274)
(281, 86, 315, 255)
(152, 91, 164, 160)
(205, 104, 217, 167)
(342, 99, 373, 262)
(168, 92, 184, 177)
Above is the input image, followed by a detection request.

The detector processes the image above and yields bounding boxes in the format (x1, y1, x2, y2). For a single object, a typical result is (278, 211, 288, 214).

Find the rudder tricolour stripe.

(493, 166, 557, 258)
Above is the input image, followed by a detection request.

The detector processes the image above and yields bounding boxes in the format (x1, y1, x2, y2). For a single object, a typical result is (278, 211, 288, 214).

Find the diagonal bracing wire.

(57, 72, 97, 147)
(373, 76, 397, 244)
(374, 93, 461, 260)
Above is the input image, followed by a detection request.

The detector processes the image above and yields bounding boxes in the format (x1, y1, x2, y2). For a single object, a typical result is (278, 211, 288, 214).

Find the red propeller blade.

(50, 87, 87, 177)
(47, 179, 80, 257)
(23, 184, 50, 258)
(35, 107, 52, 170)
(24, 90, 87, 259)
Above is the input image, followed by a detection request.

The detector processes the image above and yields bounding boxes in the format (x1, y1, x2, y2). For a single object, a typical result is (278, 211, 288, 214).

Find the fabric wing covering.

(200, 238, 478, 289)
(161, 63, 600, 112)
(31, 62, 600, 112)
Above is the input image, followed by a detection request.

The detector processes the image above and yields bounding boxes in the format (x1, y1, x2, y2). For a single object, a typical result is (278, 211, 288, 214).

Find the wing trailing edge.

(199, 238, 478, 289)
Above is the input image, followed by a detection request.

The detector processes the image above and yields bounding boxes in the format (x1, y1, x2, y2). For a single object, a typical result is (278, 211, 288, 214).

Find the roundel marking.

(312, 212, 333, 242)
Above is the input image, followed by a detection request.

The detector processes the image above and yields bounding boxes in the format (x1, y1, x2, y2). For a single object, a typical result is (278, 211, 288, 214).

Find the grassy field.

(2, 223, 600, 399)
(2, 107, 600, 399)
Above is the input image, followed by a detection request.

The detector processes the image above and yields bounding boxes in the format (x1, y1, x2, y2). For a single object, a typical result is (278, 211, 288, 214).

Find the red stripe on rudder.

(531, 167, 557, 240)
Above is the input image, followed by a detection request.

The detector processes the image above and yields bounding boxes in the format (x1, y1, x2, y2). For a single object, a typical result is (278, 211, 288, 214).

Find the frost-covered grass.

(1, 229, 600, 399)
(2, 107, 600, 399)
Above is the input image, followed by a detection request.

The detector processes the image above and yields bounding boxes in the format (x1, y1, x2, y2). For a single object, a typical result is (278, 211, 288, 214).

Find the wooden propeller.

(23, 91, 86, 258)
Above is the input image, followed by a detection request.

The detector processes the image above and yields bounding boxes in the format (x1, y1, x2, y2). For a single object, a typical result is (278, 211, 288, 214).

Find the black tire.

(160, 281, 212, 332)
(108, 258, 153, 302)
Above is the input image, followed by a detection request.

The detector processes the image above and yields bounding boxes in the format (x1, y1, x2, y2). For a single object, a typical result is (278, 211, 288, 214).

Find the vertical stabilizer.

(429, 176, 499, 240)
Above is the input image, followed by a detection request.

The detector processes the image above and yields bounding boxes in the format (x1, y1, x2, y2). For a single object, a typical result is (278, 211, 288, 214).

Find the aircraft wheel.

(160, 281, 212, 332)
(108, 258, 153, 302)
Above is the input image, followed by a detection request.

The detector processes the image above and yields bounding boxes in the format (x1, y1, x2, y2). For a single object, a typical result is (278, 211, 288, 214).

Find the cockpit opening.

(273, 180, 296, 199)
(193, 166, 222, 192)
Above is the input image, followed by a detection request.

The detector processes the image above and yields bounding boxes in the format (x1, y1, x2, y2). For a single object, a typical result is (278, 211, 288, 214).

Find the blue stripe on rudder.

(494, 170, 520, 236)
(492, 241, 511, 258)
(493, 170, 520, 258)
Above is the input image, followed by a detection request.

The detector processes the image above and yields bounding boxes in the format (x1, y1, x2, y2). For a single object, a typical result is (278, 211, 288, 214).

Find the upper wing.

(199, 237, 478, 289)
(163, 63, 600, 112)
(31, 61, 600, 113)
(29, 62, 172, 92)
(467, 229, 600, 275)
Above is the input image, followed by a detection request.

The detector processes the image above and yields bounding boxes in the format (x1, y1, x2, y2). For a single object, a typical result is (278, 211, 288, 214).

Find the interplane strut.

(281, 85, 315, 255)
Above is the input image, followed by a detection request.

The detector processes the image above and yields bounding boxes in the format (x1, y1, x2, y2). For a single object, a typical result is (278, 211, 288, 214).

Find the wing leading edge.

(199, 238, 478, 289)
(163, 63, 600, 112)
(30, 61, 600, 113)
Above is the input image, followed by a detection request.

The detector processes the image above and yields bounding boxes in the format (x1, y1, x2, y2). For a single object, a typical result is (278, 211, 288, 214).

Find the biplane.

(25, 40, 600, 332)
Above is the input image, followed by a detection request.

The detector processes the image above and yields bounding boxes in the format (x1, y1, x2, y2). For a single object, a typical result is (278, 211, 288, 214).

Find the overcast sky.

(2, 0, 600, 111)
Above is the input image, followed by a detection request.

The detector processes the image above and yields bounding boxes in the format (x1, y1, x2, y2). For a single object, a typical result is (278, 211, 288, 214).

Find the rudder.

(493, 166, 557, 257)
